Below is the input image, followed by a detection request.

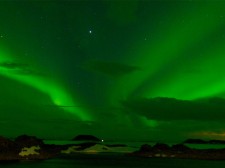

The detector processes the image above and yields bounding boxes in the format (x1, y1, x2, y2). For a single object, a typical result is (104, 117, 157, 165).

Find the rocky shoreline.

(0, 135, 66, 161)
(129, 143, 225, 160)
(1, 135, 225, 161)
(0, 135, 133, 161)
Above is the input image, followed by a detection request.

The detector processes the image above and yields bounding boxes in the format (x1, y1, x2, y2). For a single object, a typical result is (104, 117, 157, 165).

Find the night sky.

(1, 0, 225, 141)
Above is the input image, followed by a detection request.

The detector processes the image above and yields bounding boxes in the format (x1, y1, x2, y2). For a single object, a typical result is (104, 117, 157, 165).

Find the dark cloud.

(0, 62, 44, 76)
(86, 60, 140, 77)
(142, 120, 225, 141)
(122, 97, 225, 121)
(0, 62, 28, 69)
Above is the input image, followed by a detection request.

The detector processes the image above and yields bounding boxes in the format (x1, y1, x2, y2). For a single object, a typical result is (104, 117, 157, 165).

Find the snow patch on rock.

(19, 146, 40, 156)
(61, 144, 136, 154)
(61, 146, 81, 154)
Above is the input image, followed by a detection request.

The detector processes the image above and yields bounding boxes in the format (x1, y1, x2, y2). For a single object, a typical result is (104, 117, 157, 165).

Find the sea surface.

(2, 154, 225, 168)
(2, 141, 225, 168)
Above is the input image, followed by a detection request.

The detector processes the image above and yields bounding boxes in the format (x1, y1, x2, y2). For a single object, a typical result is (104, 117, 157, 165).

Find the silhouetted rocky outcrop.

(15, 135, 44, 147)
(0, 134, 225, 161)
(0, 136, 17, 150)
(139, 144, 152, 152)
(0, 135, 62, 161)
(130, 143, 225, 160)
(152, 143, 170, 151)
(171, 144, 191, 152)
(0, 136, 19, 161)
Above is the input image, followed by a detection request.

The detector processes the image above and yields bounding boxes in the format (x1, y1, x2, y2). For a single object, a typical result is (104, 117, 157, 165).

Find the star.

(89, 30, 92, 34)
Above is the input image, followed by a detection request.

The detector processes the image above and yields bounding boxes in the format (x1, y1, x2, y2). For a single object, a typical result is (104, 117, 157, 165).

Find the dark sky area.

(0, 0, 225, 141)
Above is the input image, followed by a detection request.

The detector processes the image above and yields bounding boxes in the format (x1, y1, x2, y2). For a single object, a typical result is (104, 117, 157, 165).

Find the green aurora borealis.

(1, 1, 225, 141)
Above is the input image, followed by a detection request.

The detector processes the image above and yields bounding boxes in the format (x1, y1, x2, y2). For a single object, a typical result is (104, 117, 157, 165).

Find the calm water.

(2, 154, 225, 168)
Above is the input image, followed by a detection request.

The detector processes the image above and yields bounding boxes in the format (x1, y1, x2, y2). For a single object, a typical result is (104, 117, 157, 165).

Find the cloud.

(86, 60, 140, 77)
(0, 62, 44, 76)
(122, 97, 225, 121)
(0, 62, 28, 69)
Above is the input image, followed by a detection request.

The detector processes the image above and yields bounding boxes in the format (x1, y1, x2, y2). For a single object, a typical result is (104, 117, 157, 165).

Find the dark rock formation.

(129, 143, 225, 160)
(171, 144, 191, 152)
(15, 135, 44, 147)
(0, 136, 20, 161)
(0, 135, 102, 161)
(1, 134, 225, 161)
(152, 143, 170, 151)
(73, 135, 101, 142)
(139, 144, 152, 152)
(0, 136, 17, 150)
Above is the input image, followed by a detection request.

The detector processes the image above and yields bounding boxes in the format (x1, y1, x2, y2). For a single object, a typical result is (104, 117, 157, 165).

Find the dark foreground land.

(1, 135, 225, 161)
(129, 143, 225, 160)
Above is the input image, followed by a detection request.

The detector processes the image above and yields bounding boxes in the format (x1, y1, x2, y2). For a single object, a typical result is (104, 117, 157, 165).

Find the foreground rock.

(15, 135, 44, 147)
(0, 135, 69, 161)
(1, 135, 225, 161)
(0, 135, 135, 161)
(0, 136, 20, 161)
(129, 143, 225, 160)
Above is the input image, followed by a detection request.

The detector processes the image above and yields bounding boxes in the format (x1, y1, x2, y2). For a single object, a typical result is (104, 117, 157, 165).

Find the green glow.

(2, 1, 225, 140)
(111, 2, 225, 102)
(185, 52, 225, 100)
(0, 48, 92, 121)
(146, 32, 225, 100)
(140, 4, 225, 100)
(140, 116, 158, 128)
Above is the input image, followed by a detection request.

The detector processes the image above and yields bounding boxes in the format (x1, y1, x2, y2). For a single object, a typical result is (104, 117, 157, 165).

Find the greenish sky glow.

(1, 1, 225, 141)
(0, 47, 92, 121)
